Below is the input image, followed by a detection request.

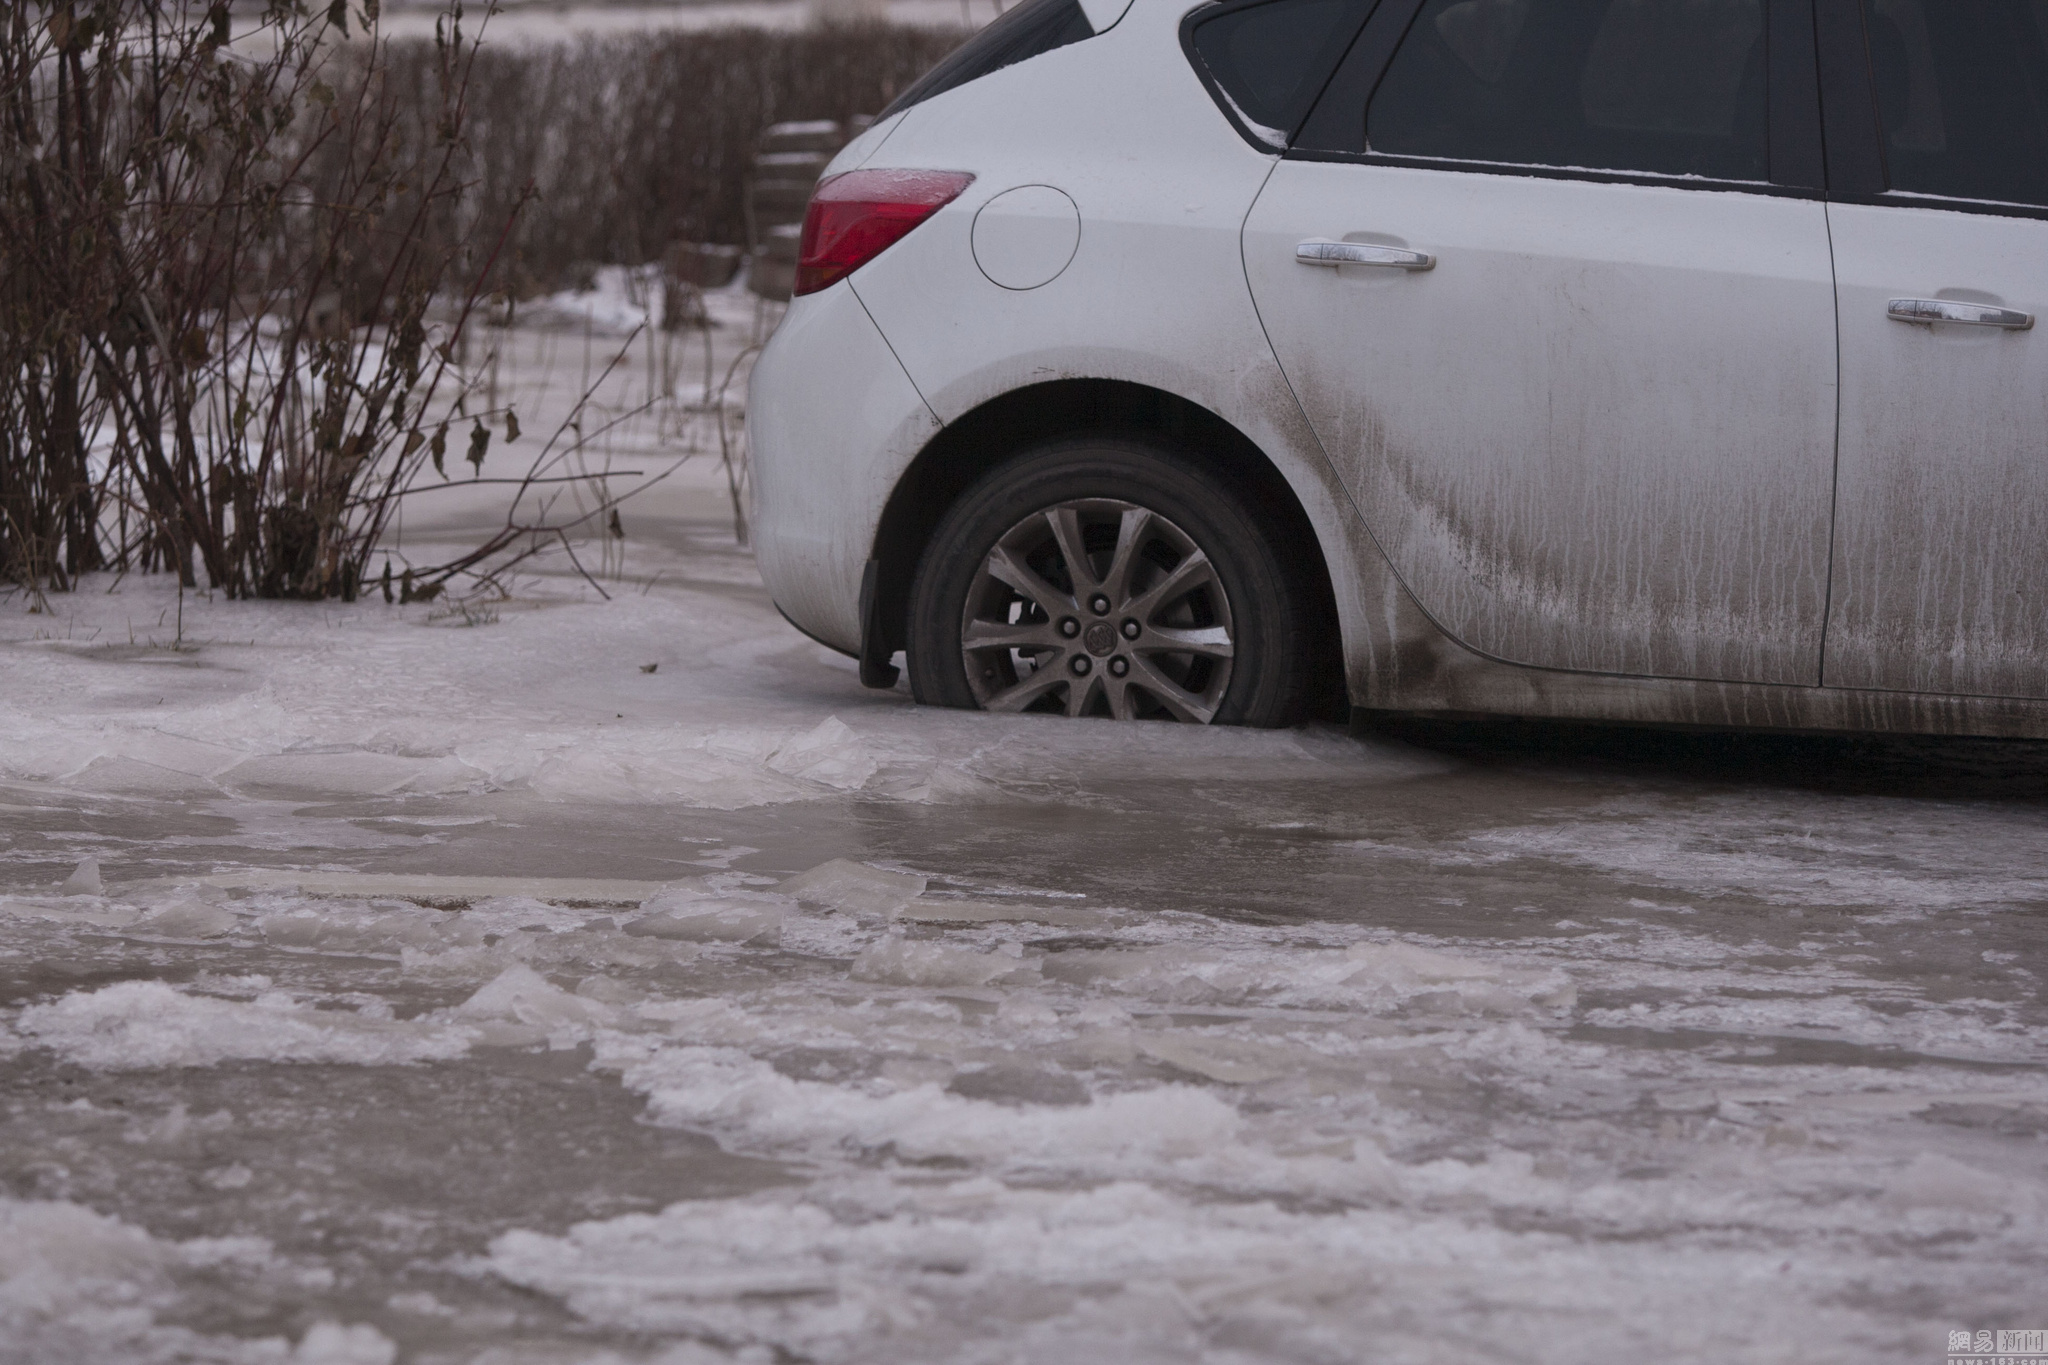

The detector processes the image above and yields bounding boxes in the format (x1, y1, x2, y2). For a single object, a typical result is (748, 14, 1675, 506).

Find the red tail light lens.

(794, 169, 976, 297)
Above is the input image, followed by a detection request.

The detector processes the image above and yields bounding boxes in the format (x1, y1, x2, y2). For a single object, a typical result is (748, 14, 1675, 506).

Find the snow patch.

(603, 1041, 1253, 1180)
(485, 1175, 1883, 1364)
(1041, 940, 1575, 1014)
(0, 1195, 371, 1363)
(15, 980, 474, 1070)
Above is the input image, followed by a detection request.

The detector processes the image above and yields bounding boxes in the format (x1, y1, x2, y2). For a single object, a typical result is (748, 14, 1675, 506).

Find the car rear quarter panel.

(750, 282, 941, 654)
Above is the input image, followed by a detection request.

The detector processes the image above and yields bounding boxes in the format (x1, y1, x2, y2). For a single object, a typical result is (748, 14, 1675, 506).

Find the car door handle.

(1296, 239, 1435, 271)
(1886, 297, 2034, 329)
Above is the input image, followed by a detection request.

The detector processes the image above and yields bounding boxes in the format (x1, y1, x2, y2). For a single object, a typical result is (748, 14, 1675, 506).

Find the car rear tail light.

(794, 169, 976, 297)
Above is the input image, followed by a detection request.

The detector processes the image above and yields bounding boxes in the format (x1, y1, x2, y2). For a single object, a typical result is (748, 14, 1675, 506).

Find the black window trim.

(1281, 146, 1827, 198)
(880, 0, 1098, 121)
(1285, 0, 1830, 199)
(1812, 0, 2048, 222)
(1180, 0, 1382, 153)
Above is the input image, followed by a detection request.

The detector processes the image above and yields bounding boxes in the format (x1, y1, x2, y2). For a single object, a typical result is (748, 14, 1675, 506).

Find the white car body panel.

(847, 0, 1283, 432)
(749, 282, 939, 653)
(829, 108, 908, 178)
(1823, 200, 2048, 699)
(1244, 164, 1839, 685)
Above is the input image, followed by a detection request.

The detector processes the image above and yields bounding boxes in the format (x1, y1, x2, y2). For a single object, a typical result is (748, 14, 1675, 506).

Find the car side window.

(1863, 0, 2048, 208)
(1365, 0, 1769, 181)
(1189, 0, 1372, 147)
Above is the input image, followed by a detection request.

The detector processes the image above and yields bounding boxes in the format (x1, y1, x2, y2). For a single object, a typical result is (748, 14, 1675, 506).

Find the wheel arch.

(866, 378, 1346, 714)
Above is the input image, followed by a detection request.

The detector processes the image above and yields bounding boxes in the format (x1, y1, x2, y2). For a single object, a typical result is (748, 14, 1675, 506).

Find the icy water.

(3, 478, 2046, 1363)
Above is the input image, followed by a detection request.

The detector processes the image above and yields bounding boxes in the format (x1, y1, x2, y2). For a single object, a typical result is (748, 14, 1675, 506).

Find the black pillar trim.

(1768, 0, 1826, 190)
(1812, 0, 1888, 196)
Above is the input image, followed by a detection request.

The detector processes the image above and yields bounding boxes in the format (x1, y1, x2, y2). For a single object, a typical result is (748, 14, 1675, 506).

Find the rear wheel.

(906, 437, 1316, 726)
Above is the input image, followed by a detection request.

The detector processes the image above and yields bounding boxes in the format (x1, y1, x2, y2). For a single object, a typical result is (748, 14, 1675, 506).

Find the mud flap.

(858, 558, 900, 689)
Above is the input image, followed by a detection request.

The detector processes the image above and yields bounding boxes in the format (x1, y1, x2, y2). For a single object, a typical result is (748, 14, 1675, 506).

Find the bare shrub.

(0, 0, 520, 602)
(0, 8, 962, 603)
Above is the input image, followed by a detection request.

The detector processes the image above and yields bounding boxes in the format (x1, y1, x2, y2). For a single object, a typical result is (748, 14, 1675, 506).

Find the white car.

(748, 0, 2048, 734)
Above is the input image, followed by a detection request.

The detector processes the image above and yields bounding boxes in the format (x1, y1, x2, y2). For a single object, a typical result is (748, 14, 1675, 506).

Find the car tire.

(906, 436, 1317, 726)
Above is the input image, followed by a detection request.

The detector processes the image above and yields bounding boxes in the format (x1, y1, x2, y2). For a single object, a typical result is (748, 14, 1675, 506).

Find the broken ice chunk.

(623, 896, 787, 944)
(290, 1320, 397, 1365)
(256, 914, 327, 947)
(777, 859, 925, 917)
(850, 937, 1041, 988)
(456, 965, 606, 1034)
(135, 898, 238, 939)
(60, 858, 103, 896)
(1880, 1152, 2029, 1216)
(765, 716, 878, 790)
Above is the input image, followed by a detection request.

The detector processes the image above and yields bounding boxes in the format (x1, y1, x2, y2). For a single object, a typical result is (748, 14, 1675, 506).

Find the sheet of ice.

(4, 825, 2044, 1363)
(1453, 792, 2048, 911)
(446, 859, 2042, 1359)
(0, 567, 1433, 822)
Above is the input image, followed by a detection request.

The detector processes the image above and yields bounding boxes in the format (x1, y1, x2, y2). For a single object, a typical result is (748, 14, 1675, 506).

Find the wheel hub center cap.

(1082, 620, 1118, 657)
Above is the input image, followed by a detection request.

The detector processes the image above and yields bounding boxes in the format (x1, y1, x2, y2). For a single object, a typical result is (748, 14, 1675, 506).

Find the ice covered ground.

(3, 309, 2047, 1362)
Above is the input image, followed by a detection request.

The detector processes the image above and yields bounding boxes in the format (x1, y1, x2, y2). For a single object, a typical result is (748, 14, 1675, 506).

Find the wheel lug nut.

(1070, 655, 1092, 676)
(1089, 594, 1111, 615)
(1058, 617, 1080, 638)
(1120, 618, 1140, 640)
(1109, 656, 1129, 677)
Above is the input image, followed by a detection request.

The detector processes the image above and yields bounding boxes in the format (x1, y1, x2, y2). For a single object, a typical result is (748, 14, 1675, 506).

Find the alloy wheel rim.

(959, 498, 1235, 721)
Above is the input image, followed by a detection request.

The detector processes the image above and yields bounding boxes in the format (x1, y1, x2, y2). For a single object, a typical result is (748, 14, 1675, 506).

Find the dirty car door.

(1817, 0, 2048, 699)
(1243, 0, 1838, 683)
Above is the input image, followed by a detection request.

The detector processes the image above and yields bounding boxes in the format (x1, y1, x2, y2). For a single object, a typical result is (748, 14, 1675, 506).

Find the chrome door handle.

(1296, 239, 1435, 271)
(1886, 297, 2034, 329)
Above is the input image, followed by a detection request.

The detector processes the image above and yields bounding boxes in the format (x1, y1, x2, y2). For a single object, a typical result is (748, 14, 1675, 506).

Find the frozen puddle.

(3, 850, 2043, 1364)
